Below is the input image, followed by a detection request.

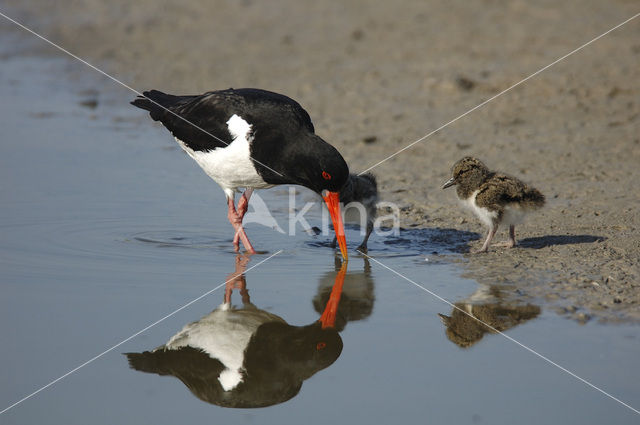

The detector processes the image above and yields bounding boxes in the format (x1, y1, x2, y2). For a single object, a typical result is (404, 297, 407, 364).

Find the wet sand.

(5, 0, 640, 321)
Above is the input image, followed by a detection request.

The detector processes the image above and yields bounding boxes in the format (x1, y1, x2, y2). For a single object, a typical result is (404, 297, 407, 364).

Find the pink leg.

(227, 195, 257, 254)
(237, 188, 253, 217)
(475, 224, 498, 253)
(224, 254, 251, 304)
(493, 225, 517, 248)
(233, 189, 254, 247)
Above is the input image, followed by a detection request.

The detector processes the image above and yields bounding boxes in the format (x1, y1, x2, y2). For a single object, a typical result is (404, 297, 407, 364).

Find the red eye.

(322, 171, 332, 180)
(316, 342, 327, 350)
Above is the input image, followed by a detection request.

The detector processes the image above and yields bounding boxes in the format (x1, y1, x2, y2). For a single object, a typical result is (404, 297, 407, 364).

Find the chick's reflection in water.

(126, 255, 346, 408)
(313, 257, 375, 331)
(438, 284, 540, 348)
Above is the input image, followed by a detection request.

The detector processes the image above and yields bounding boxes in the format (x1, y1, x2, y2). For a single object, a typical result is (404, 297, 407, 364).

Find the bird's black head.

(250, 131, 349, 193)
(295, 135, 349, 260)
(442, 156, 491, 198)
(250, 130, 350, 259)
(297, 135, 349, 194)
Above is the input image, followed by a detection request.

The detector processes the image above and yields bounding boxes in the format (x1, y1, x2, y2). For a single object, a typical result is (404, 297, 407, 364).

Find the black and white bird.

(126, 255, 344, 408)
(132, 88, 349, 258)
(442, 157, 545, 253)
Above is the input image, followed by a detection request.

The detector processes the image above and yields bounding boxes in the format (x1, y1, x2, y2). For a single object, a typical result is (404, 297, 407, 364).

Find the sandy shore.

(5, 0, 639, 321)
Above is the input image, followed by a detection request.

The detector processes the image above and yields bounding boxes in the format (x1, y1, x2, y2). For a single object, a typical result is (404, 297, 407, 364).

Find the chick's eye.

(322, 171, 332, 180)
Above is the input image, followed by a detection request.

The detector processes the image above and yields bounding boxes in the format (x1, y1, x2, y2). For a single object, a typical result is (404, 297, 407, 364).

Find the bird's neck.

(457, 170, 491, 199)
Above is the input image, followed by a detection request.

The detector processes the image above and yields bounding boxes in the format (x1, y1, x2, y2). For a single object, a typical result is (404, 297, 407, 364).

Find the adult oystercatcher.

(442, 157, 545, 253)
(125, 254, 344, 407)
(132, 88, 349, 258)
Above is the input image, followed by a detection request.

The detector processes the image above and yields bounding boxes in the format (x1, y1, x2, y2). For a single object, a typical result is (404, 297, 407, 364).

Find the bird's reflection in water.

(126, 255, 348, 408)
(313, 257, 375, 331)
(438, 284, 540, 348)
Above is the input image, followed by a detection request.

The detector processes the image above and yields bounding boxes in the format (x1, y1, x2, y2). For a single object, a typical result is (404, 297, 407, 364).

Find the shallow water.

(1, 56, 639, 424)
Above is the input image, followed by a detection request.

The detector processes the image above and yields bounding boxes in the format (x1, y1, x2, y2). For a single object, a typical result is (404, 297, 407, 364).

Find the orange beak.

(319, 261, 348, 329)
(323, 191, 348, 260)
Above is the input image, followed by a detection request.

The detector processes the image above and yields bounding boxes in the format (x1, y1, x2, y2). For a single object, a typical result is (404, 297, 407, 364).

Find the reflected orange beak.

(323, 191, 348, 260)
(319, 261, 348, 329)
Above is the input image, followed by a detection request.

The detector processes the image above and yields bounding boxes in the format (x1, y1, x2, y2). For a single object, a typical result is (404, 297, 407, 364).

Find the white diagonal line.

(0, 10, 284, 178)
(359, 11, 640, 175)
(358, 250, 640, 415)
(0, 250, 283, 415)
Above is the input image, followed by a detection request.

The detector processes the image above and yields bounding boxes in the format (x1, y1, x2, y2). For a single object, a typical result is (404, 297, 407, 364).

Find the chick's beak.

(442, 177, 456, 189)
(323, 191, 348, 260)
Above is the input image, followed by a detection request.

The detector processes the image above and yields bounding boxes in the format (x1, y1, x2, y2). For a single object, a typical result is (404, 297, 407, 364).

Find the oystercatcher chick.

(132, 88, 349, 258)
(442, 157, 545, 253)
(330, 173, 378, 253)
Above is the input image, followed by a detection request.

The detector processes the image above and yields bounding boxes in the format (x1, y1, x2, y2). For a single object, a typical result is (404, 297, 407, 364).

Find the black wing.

(131, 88, 315, 152)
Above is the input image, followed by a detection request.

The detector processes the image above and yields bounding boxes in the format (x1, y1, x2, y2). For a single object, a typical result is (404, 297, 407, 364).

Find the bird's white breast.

(174, 114, 273, 199)
(461, 190, 498, 227)
(163, 304, 285, 391)
(461, 191, 531, 227)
